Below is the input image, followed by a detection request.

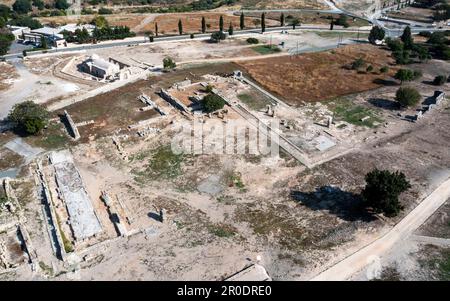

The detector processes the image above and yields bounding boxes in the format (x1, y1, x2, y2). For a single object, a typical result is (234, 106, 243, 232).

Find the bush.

(202, 93, 225, 113)
(190, 33, 194, 39)
(163, 57, 176, 69)
(351, 58, 365, 70)
(98, 7, 113, 15)
(366, 65, 373, 73)
(395, 86, 421, 107)
(419, 31, 432, 38)
(8, 101, 49, 135)
(362, 169, 411, 217)
(386, 38, 403, 52)
(210, 31, 226, 43)
(246, 37, 259, 44)
(433, 75, 447, 86)
(380, 66, 389, 73)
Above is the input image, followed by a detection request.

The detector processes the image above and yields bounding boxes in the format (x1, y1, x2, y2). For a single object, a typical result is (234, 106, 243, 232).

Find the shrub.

(433, 75, 447, 86)
(246, 37, 259, 44)
(395, 86, 421, 107)
(163, 57, 176, 69)
(351, 58, 365, 70)
(380, 66, 389, 73)
(210, 31, 226, 43)
(366, 65, 374, 72)
(190, 33, 195, 39)
(368, 26, 385, 44)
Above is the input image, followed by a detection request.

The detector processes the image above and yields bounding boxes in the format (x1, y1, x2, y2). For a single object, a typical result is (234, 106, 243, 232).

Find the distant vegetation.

(202, 93, 225, 113)
(395, 86, 421, 107)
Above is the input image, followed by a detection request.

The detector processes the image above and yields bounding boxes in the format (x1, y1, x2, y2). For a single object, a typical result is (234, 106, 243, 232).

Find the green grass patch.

(252, 45, 282, 55)
(237, 93, 272, 111)
(39, 261, 54, 276)
(54, 212, 74, 253)
(329, 99, 383, 128)
(134, 145, 185, 182)
(26, 123, 69, 150)
(208, 223, 237, 238)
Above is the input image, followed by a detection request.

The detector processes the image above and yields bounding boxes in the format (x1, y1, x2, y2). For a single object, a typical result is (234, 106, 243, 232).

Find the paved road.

(311, 177, 450, 281)
(2, 25, 375, 60)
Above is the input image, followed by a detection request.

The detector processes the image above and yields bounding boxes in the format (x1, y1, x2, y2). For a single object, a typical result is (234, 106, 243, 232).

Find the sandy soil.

(0, 62, 19, 92)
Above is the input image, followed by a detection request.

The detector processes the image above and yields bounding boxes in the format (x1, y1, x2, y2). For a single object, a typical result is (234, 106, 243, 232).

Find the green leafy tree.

(54, 0, 70, 10)
(261, 12, 266, 33)
(210, 31, 226, 43)
(228, 22, 233, 36)
(290, 18, 300, 30)
(13, 0, 32, 14)
(178, 19, 183, 35)
(202, 94, 225, 113)
(8, 101, 49, 135)
(368, 26, 385, 44)
(394, 69, 414, 84)
(219, 15, 224, 32)
(0, 4, 11, 20)
(163, 57, 176, 69)
(32, 0, 44, 10)
(240, 12, 244, 30)
(395, 86, 421, 107)
(362, 169, 411, 217)
(91, 15, 109, 29)
(0, 32, 15, 56)
(400, 26, 414, 50)
(201, 16, 206, 33)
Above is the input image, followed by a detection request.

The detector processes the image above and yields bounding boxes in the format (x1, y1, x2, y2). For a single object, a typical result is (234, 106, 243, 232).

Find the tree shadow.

(368, 98, 400, 110)
(291, 186, 375, 222)
(373, 78, 398, 86)
(422, 94, 437, 106)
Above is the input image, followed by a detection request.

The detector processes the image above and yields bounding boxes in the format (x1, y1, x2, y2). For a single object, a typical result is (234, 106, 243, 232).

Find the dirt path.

(311, 177, 450, 281)
(133, 14, 159, 33)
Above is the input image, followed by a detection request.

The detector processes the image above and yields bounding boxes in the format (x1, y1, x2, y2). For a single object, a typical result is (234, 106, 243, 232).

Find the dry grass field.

(237, 44, 397, 105)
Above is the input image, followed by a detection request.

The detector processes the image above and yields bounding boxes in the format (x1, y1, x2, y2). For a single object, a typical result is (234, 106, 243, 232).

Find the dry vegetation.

(237, 44, 397, 105)
(0, 62, 18, 92)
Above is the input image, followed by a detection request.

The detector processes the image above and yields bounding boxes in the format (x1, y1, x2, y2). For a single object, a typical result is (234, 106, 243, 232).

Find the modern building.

(7, 26, 31, 40)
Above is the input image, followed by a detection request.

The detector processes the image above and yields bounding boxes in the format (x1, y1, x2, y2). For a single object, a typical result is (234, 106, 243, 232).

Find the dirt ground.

(37, 12, 277, 35)
(387, 6, 435, 24)
(0, 62, 19, 92)
(237, 44, 397, 105)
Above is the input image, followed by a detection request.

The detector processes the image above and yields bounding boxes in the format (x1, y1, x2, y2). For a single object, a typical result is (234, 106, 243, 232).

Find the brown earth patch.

(236, 44, 397, 105)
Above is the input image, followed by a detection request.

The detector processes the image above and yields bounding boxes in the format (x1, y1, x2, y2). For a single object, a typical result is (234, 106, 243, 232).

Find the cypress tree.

(261, 12, 266, 33)
(201, 16, 206, 33)
(240, 12, 244, 30)
(219, 15, 224, 32)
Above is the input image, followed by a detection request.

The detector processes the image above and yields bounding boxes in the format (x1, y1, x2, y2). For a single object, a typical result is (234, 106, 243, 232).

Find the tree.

(290, 18, 300, 30)
(433, 75, 447, 85)
(12, 0, 32, 14)
(163, 57, 176, 69)
(32, 0, 44, 10)
(368, 26, 385, 44)
(54, 0, 70, 10)
(400, 26, 414, 50)
(362, 169, 411, 217)
(330, 18, 334, 30)
(335, 14, 349, 28)
(0, 4, 11, 20)
(0, 32, 14, 56)
(178, 19, 183, 35)
(41, 36, 48, 49)
(280, 13, 285, 27)
(228, 22, 233, 36)
(202, 94, 225, 113)
(261, 12, 266, 33)
(394, 68, 418, 84)
(219, 15, 224, 32)
(246, 37, 259, 44)
(155, 22, 158, 37)
(395, 86, 421, 107)
(8, 101, 49, 135)
(240, 12, 244, 30)
(210, 31, 226, 43)
(201, 16, 206, 33)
